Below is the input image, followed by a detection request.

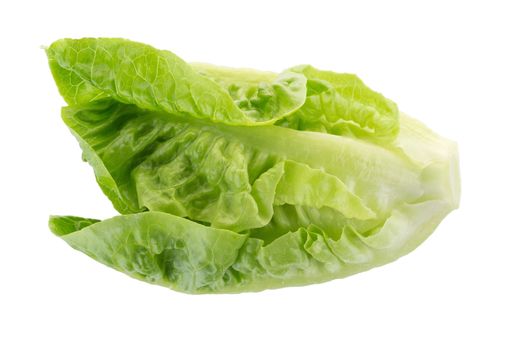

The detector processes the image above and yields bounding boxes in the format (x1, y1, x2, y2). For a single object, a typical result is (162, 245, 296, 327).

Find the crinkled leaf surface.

(47, 38, 460, 293)
(192, 63, 307, 122)
(278, 65, 400, 141)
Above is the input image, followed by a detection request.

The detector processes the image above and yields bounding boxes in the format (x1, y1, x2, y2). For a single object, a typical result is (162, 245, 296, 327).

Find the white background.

(1, 0, 523, 349)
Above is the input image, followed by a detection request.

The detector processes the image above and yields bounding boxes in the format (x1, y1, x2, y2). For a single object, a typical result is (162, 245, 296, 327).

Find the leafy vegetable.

(47, 38, 460, 294)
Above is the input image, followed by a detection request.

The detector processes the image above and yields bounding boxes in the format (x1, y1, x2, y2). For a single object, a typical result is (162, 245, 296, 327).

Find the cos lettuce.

(47, 38, 460, 293)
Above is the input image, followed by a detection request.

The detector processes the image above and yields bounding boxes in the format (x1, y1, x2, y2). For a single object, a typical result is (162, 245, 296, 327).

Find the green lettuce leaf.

(278, 65, 400, 141)
(61, 100, 415, 228)
(49, 201, 452, 293)
(191, 63, 399, 141)
(192, 63, 307, 121)
(47, 38, 305, 125)
(47, 38, 460, 294)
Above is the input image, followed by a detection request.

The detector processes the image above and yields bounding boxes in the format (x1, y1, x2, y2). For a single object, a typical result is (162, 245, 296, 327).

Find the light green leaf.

(50, 212, 246, 292)
(49, 207, 450, 293)
(61, 100, 416, 236)
(278, 65, 400, 141)
(193, 63, 307, 122)
(47, 38, 306, 125)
